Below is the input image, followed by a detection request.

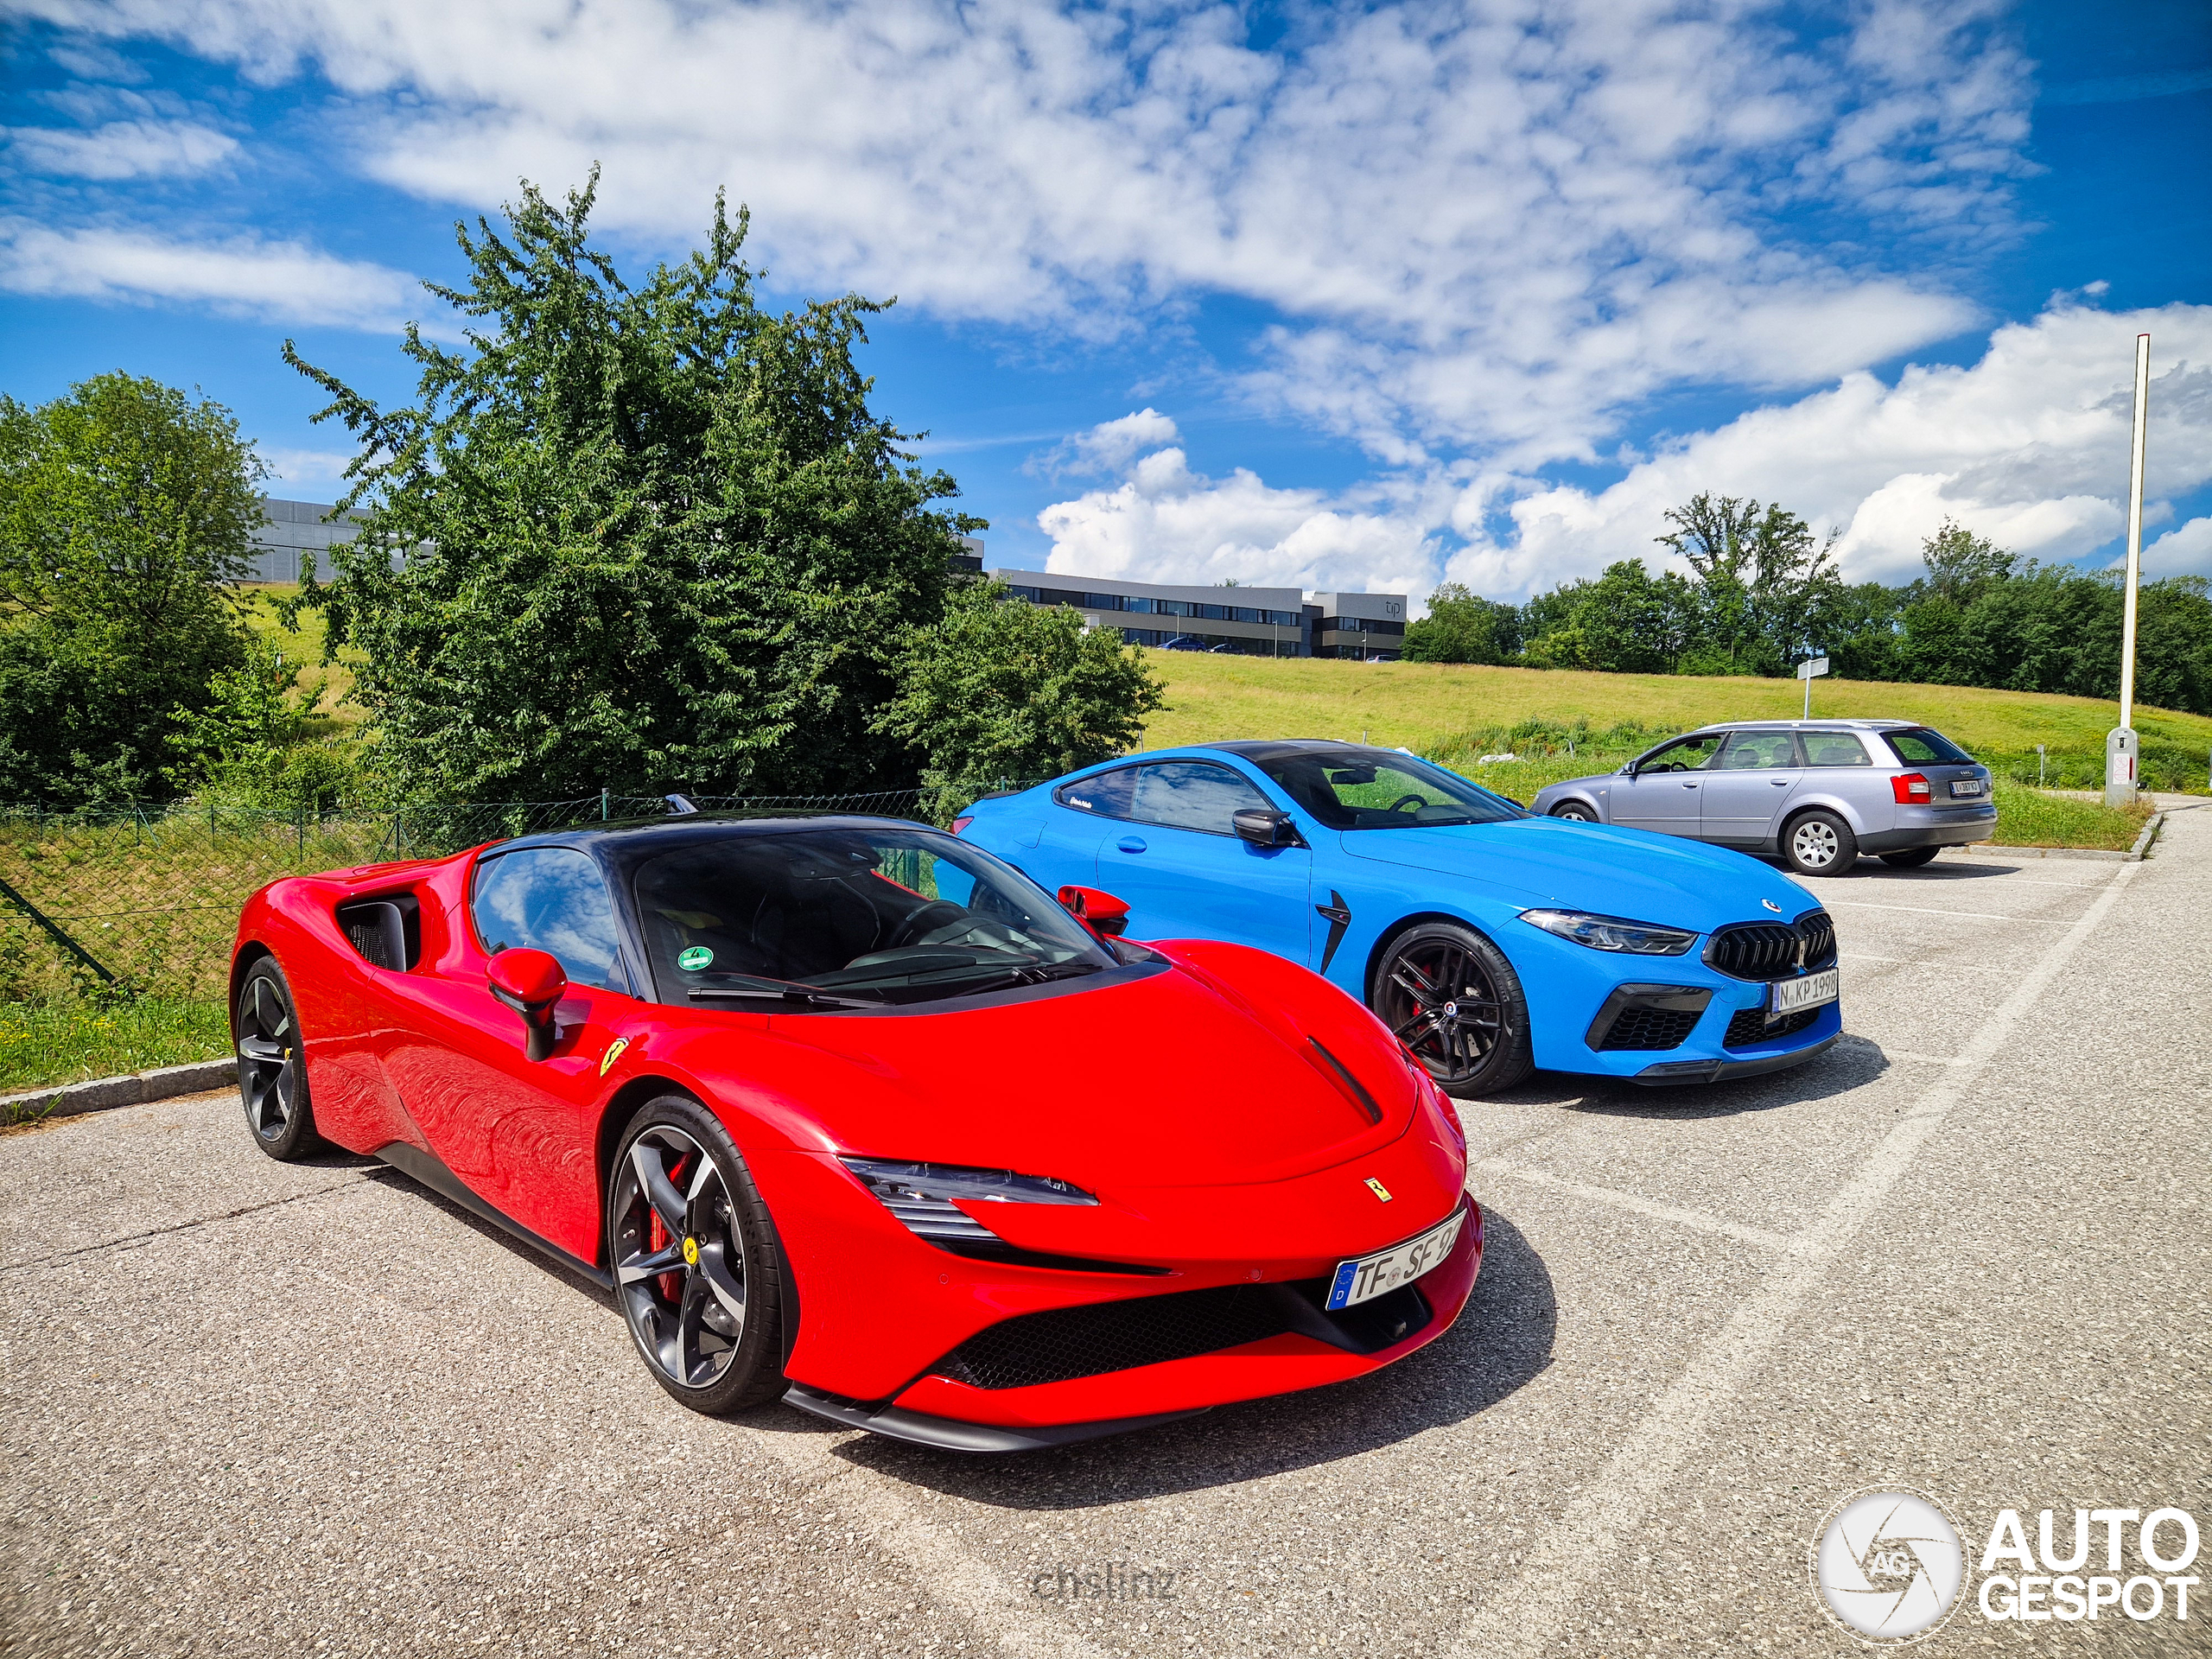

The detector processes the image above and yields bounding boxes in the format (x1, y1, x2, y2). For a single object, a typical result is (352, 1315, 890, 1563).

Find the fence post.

(602, 787, 610, 821)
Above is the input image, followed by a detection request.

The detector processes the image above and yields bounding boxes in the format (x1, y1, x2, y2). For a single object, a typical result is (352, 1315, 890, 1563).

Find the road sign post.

(2108, 333, 2150, 807)
(1797, 654, 1830, 720)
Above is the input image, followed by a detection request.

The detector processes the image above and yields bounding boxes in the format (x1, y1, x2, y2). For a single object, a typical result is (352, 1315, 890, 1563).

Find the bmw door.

(1095, 760, 1313, 959)
(1612, 732, 1726, 836)
(1017, 766, 1135, 893)
(1700, 731, 1806, 847)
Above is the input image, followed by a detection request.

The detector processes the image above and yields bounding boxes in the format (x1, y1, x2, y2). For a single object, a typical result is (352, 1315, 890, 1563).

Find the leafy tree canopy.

(0, 373, 261, 805)
(874, 581, 1168, 822)
(289, 171, 982, 803)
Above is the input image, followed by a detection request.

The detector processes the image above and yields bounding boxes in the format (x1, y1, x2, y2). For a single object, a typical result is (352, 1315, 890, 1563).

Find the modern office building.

(993, 568, 1408, 658)
(992, 569, 1308, 655)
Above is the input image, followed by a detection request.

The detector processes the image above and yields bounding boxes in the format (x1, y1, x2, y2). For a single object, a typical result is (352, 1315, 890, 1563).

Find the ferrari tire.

(608, 1096, 785, 1414)
(1879, 846, 1941, 868)
(1550, 802, 1596, 822)
(233, 957, 325, 1161)
(1783, 810, 1858, 877)
(1370, 922, 1535, 1099)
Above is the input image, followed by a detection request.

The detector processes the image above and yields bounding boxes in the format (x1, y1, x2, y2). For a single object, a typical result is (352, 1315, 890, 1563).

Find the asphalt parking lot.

(4, 807, 2207, 1659)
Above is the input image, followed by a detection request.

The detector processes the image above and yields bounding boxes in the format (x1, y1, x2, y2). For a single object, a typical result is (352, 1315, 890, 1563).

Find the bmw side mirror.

(1056, 885, 1132, 938)
(487, 947, 566, 1062)
(1232, 808, 1300, 848)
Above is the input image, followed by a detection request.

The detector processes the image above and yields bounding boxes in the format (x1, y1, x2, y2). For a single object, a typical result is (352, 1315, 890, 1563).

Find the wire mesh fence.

(0, 788, 937, 1006)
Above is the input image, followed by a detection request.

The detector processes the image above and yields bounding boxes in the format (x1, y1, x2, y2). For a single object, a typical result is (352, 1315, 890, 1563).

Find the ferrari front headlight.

(839, 1157, 1097, 1243)
(1518, 908, 1698, 956)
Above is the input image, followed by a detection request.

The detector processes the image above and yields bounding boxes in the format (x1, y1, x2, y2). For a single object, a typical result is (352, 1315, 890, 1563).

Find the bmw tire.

(1370, 922, 1535, 1098)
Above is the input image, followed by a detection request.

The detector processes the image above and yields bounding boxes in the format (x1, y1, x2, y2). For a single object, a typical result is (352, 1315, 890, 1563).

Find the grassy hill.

(1139, 653, 2212, 796)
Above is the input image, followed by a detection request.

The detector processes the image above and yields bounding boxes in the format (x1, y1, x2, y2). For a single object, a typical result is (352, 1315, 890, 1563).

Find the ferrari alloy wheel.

(1550, 803, 1596, 822)
(1783, 810, 1859, 877)
(608, 1098, 785, 1414)
(234, 958, 323, 1160)
(1371, 922, 1534, 1098)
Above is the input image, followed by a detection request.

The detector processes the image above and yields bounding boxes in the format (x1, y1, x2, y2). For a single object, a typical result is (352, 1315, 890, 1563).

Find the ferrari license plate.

(1769, 969, 1839, 1019)
(1325, 1209, 1465, 1311)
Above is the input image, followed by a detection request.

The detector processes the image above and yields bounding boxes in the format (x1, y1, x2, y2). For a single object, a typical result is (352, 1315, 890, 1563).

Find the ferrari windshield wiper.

(684, 976, 888, 1009)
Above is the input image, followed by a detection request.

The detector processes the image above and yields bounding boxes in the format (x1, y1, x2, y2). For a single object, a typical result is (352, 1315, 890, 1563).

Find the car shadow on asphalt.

(791, 1208, 1559, 1506)
(1499, 1036, 1891, 1122)
(357, 1165, 620, 1310)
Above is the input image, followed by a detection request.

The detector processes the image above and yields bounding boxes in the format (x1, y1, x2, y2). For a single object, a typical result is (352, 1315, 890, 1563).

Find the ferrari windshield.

(632, 827, 1115, 1007)
(1249, 747, 1526, 830)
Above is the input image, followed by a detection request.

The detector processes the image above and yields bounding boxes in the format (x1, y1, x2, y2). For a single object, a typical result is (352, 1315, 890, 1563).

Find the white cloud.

(1038, 416, 1442, 599)
(1466, 299, 2212, 594)
(29, 0, 2031, 463)
(4, 118, 238, 179)
(2144, 516, 2212, 577)
(1043, 407, 1182, 477)
(259, 448, 357, 489)
(0, 218, 424, 329)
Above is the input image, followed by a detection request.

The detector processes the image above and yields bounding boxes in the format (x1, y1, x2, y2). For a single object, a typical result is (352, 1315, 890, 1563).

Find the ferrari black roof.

(493, 811, 935, 860)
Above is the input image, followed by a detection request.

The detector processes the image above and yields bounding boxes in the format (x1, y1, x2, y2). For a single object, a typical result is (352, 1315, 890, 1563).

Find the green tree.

(1656, 493, 1837, 675)
(874, 581, 1167, 821)
(1918, 519, 2015, 601)
(1402, 583, 1522, 663)
(289, 171, 981, 803)
(0, 373, 261, 805)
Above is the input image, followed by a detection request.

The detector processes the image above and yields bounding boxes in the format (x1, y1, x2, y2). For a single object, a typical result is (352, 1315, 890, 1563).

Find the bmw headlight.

(1518, 908, 1698, 956)
(839, 1157, 1097, 1243)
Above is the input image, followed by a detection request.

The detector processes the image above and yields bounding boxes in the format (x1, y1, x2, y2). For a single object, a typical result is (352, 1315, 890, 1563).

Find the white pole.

(2120, 332, 2150, 731)
(1803, 669, 1811, 721)
(2105, 333, 2150, 806)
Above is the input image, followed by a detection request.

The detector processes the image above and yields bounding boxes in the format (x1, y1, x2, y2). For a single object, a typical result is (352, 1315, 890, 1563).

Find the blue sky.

(4, 0, 2207, 603)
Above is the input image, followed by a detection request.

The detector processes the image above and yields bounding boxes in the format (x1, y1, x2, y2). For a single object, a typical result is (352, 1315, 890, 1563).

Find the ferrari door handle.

(1116, 836, 1147, 854)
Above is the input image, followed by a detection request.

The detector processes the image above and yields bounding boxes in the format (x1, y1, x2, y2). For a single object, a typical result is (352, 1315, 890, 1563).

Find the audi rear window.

(1885, 728, 1974, 766)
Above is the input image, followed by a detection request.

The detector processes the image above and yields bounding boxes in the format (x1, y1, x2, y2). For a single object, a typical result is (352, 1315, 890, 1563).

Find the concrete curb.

(2, 1058, 233, 1124)
(1962, 810, 2165, 863)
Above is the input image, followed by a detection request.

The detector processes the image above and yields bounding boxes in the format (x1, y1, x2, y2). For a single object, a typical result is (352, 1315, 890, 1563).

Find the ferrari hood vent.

(1304, 1037, 1383, 1125)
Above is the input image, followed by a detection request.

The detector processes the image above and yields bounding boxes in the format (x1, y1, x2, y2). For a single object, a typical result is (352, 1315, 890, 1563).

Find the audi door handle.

(1681, 782, 1699, 789)
(1116, 836, 1147, 854)
(1770, 778, 1791, 785)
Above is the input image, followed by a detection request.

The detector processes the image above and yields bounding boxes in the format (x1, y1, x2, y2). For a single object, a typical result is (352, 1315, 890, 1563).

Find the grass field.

(0, 998, 230, 1111)
(1140, 654, 2212, 795)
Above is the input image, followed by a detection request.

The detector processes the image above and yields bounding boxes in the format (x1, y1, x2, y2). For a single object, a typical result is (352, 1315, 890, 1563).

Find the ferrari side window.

(1054, 766, 1140, 818)
(1127, 762, 1272, 836)
(472, 848, 629, 993)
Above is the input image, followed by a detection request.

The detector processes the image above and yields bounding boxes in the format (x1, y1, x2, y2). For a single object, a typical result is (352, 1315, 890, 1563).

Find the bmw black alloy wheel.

(611, 1123, 752, 1395)
(235, 961, 321, 1160)
(1372, 923, 1534, 1096)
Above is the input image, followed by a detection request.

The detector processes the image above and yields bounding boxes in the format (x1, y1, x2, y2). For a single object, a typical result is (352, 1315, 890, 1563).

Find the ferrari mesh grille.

(1707, 912, 1836, 981)
(931, 1284, 1298, 1391)
(1595, 1007, 1700, 1052)
(1723, 1006, 1821, 1047)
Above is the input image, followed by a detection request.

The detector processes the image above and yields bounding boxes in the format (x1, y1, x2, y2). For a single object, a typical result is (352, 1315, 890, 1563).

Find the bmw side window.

(1717, 732, 1802, 770)
(1055, 766, 1140, 818)
(1802, 734, 1873, 767)
(1638, 734, 1724, 772)
(1128, 762, 1273, 834)
(472, 848, 628, 993)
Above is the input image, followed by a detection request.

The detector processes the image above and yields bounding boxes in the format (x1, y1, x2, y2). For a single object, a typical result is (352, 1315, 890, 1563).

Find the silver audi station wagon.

(1530, 720, 1996, 877)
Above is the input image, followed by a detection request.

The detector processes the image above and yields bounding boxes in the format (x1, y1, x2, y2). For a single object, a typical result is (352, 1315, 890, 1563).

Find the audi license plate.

(1769, 968, 1840, 1020)
(1949, 778, 1985, 797)
(1325, 1209, 1465, 1310)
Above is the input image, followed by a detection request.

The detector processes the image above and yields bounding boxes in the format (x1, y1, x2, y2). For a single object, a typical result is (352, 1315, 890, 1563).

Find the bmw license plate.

(1949, 779, 1985, 797)
(1768, 968, 1839, 1020)
(1325, 1209, 1465, 1310)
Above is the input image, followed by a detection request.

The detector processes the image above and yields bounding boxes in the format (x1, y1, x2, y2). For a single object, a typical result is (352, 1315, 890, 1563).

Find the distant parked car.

(1530, 721, 1995, 877)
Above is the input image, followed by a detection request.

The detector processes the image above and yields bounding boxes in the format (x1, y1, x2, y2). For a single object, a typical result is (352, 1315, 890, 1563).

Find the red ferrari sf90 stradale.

(232, 814, 1478, 1451)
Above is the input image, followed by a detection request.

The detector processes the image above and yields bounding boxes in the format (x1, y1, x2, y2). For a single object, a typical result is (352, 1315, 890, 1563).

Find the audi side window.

(1054, 766, 1140, 818)
(1886, 728, 1974, 765)
(1128, 762, 1274, 835)
(472, 847, 628, 993)
(1803, 734, 1874, 767)
(1717, 733, 1802, 770)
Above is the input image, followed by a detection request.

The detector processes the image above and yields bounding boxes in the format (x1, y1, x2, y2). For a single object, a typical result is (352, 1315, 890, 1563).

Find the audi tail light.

(1891, 772, 1932, 804)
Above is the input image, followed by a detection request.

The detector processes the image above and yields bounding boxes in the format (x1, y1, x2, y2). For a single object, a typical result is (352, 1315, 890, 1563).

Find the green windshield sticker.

(677, 946, 713, 971)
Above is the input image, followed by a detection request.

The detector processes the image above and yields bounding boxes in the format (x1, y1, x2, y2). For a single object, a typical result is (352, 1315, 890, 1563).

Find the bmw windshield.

(633, 827, 1116, 1007)
(1249, 747, 1527, 830)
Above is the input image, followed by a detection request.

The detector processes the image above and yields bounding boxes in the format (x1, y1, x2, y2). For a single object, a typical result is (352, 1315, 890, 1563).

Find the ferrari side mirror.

(487, 947, 566, 1062)
(1232, 808, 1300, 848)
(1056, 885, 1132, 938)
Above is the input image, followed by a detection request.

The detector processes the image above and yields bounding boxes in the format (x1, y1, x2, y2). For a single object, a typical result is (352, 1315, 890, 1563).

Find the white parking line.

(1473, 1159, 1797, 1255)
(1447, 857, 2141, 1659)
(1825, 899, 2070, 923)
